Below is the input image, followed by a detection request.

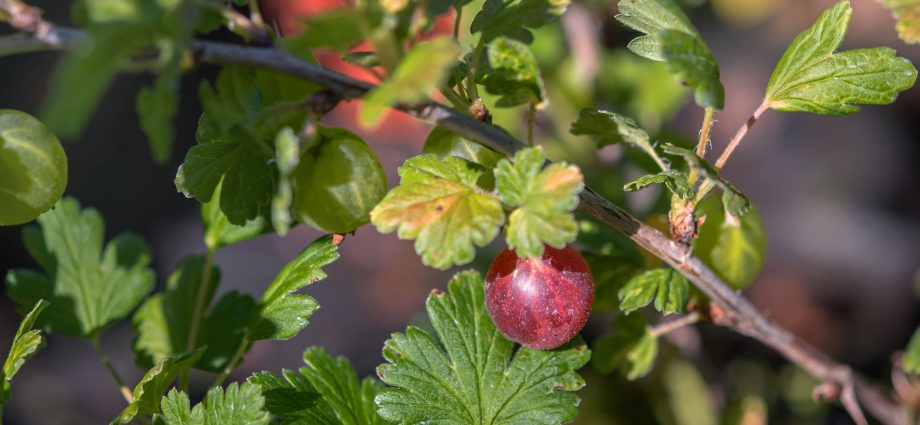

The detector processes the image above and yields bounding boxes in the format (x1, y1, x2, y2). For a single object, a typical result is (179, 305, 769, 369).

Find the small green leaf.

(422, 127, 504, 190)
(361, 37, 462, 127)
(618, 268, 689, 315)
(136, 41, 184, 164)
(495, 147, 583, 259)
(593, 313, 658, 380)
(661, 144, 751, 217)
(903, 326, 920, 374)
(1, 299, 49, 406)
(201, 182, 272, 251)
(371, 155, 504, 269)
(471, 0, 570, 44)
(663, 361, 719, 425)
(251, 347, 390, 424)
(615, 0, 724, 109)
(569, 108, 663, 159)
(272, 128, 299, 235)
(114, 350, 204, 425)
(477, 37, 545, 107)
(660, 30, 724, 109)
(376, 271, 590, 424)
(132, 257, 255, 372)
(248, 236, 340, 341)
(875, 0, 920, 44)
(156, 383, 269, 425)
(765, 1, 917, 115)
(5, 198, 154, 338)
(624, 170, 693, 199)
(694, 198, 766, 290)
(0, 110, 68, 226)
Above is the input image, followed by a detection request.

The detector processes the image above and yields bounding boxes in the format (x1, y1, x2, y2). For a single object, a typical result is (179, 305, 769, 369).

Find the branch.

(0, 18, 905, 425)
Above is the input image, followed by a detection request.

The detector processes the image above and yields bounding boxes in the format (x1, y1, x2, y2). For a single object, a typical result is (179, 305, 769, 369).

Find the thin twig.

(650, 312, 701, 337)
(2, 21, 905, 425)
(90, 335, 133, 403)
(714, 100, 770, 171)
(181, 248, 215, 390)
(697, 106, 714, 158)
(527, 103, 536, 147)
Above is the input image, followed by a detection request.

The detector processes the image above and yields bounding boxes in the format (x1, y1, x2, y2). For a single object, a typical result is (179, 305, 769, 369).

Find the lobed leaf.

(376, 271, 590, 424)
(496, 147, 584, 259)
(371, 155, 504, 270)
(569, 108, 663, 161)
(661, 144, 750, 217)
(624, 170, 693, 199)
(361, 38, 462, 127)
(471, 0, 570, 44)
(618, 268, 690, 316)
(248, 236, 340, 341)
(477, 37, 546, 107)
(156, 383, 269, 425)
(5, 198, 155, 338)
(765, 1, 917, 115)
(201, 182, 272, 251)
(422, 127, 505, 190)
(592, 313, 658, 380)
(114, 350, 204, 424)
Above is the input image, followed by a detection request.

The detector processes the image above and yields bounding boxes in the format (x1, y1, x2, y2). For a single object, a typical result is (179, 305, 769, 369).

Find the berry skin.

(485, 245, 594, 350)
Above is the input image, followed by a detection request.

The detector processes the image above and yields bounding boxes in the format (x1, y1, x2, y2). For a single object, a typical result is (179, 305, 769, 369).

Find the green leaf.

(0, 109, 68, 226)
(201, 182, 272, 251)
(293, 10, 366, 51)
(272, 128, 299, 235)
(903, 326, 920, 374)
(250, 347, 390, 424)
(615, 0, 697, 61)
(376, 271, 590, 424)
(5, 198, 154, 338)
(661, 144, 751, 217)
(248, 236, 340, 341)
(876, 0, 920, 44)
(133, 256, 256, 372)
(478, 37, 545, 107)
(615, 0, 724, 109)
(137, 39, 187, 164)
(361, 37, 462, 127)
(694, 198, 766, 290)
(624, 170, 693, 199)
(765, 1, 917, 115)
(569, 108, 662, 157)
(471, 0, 570, 44)
(592, 313, 658, 380)
(114, 350, 204, 425)
(422, 127, 504, 190)
(156, 383, 270, 425)
(1, 300, 49, 406)
(618, 268, 689, 315)
(663, 361, 718, 425)
(659, 30, 724, 109)
(371, 155, 504, 270)
(495, 147, 583, 259)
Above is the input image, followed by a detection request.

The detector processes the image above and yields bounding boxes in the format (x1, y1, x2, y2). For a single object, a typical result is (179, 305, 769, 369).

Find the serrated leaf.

(361, 37, 461, 126)
(1, 300, 48, 406)
(694, 198, 766, 290)
(765, 1, 917, 115)
(495, 147, 583, 259)
(133, 256, 255, 372)
(114, 349, 204, 425)
(248, 236, 340, 341)
(422, 127, 504, 190)
(376, 271, 590, 424)
(618, 268, 689, 315)
(201, 181, 272, 251)
(660, 30, 724, 109)
(251, 347, 390, 424)
(471, 0, 570, 44)
(0, 109, 68, 226)
(876, 0, 920, 44)
(5, 198, 154, 338)
(569, 108, 662, 158)
(477, 37, 545, 107)
(593, 313, 657, 380)
(156, 383, 269, 425)
(903, 326, 920, 374)
(371, 155, 504, 269)
(615, 0, 697, 61)
(624, 170, 693, 199)
(661, 143, 750, 217)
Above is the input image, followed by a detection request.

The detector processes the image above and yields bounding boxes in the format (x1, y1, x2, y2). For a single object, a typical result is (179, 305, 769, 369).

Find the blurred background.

(1, 0, 919, 423)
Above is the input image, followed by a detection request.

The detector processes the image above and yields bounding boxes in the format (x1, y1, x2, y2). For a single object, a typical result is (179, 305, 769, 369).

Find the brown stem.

(714, 100, 770, 171)
(2, 19, 905, 425)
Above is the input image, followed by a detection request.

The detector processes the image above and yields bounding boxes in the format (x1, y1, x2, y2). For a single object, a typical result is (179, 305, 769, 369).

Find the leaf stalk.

(89, 335, 133, 403)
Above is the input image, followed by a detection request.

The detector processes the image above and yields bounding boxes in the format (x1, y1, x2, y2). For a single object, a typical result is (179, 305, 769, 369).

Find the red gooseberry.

(484, 245, 594, 350)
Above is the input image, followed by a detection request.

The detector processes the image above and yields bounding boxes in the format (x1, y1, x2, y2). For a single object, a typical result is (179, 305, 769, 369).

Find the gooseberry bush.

(1, 0, 920, 424)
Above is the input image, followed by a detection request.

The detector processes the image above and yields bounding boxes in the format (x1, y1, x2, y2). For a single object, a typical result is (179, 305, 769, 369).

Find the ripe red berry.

(485, 245, 594, 350)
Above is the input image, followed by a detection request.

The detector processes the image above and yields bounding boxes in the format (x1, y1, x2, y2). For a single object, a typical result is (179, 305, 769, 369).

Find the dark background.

(1, 0, 919, 423)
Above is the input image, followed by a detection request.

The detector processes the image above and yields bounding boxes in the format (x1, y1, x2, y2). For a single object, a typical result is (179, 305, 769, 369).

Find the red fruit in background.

(485, 245, 594, 350)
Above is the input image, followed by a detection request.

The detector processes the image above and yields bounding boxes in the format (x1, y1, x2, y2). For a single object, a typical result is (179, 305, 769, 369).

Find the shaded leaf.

(422, 127, 504, 190)
(694, 197, 766, 290)
(201, 182, 272, 251)
(471, 0, 570, 44)
(376, 271, 590, 424)
(618, 268, 689, 315)
(478, 37, 545, 107)
(496, 147, 583, 259)
(624, 170, 693, 199)
(371, 155, 504, 270)
(593, 313, 657, 380)
(661, 143, 750, 217)
(660, 30, 724, 109)
(765, 1, 917, 115)
(5, 198, 154, 338)
(569, 108, 663, 164)
(114, 350, 204, 424)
